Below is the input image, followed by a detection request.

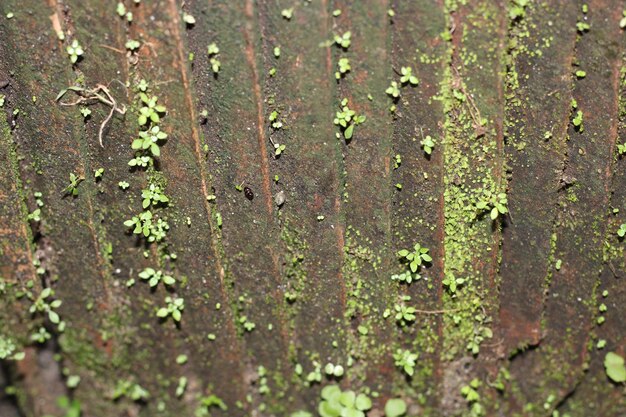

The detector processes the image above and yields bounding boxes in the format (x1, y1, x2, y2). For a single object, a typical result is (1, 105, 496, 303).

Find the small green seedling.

(138, 93, 166, 126)
(56, 397, 81, 417)
(462, 381, 481, 402)
(132, 125, 168, 157)
(318, 385, 372, 417)
(274, 46, 281, 58)
(384, 399, 407, 417)
(141, 184, 169, 208)
(400, 66, 418, 85)
(118, 181, 129, 189)
(29, 287, 62, 325)
(572, 110, 584, 132)
(94, 168, 104, 179)
(269, 110, 283, 129)
(116, 2, 134, 21)
(394, 154, 401, 169)
(420, 135, 435, 155)
(274, 143, 286, 156)
(281, 8, 294, 19)
(324, 363, 344, 378)
(394, 302, 416, 326)
(385, 81, 400, 98)
(66, 39, 84, 63)
(333, 98, 366, 140)
(183, 13, 196, 25)
(334, 31, 351, 49)
(391, 270, 419, 284)
(125, 39, 140, 51)
(112, 380, 150, 401)
(476, 190, 508, 220)
(617, 223, 626, 237)
(30, 327, 51, 344)
(207, 43, 220, 73)
(336, 58, 351, 79)
(393, 349, 418, 376)
(157, 296, 184, 322)
(604, 352, 626, 383)
(621, 10, 626, 28)
(398, 243, 432, 273)
(138, 267, 175, 287)
(80, 107, 91, 118)
(577, 21, 590, 33)
(64, 173, 83, 196)
(27, 208, 41, 222)
(137, 79, 149, 92)
(124, 210, 154, 237)
(442, 272, 465, 293)
(128, 155, 153, 168)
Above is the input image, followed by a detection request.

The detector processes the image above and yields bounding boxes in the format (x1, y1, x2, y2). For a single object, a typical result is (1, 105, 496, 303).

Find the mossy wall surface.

(0, 1, 625, 416)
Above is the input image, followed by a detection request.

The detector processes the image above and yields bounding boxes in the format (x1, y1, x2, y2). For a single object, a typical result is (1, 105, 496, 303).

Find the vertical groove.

(243, 0, 273, 216)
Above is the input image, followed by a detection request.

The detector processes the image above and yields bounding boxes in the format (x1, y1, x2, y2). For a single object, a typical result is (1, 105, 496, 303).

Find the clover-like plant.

(124, 210, 153, 237)
(138, 268, 175, 288)
(391, 270, 419, 284)
(336, 58, 351, 79)
(393, 349, 418, 377)
(274, 143, 286, 156)
(269, 110, 283, 129)
(64, 173, 83, 197)
(420, 135, 435, 155)
(138, 93, 166, 125)
(112, 380, 150, 401)
(324, 363, 344, 378)
(334, 98, 366, 140)
(385, 81, 400, 99)
(207, 43, 221, 73)
(394, 302, 416, 327)
(476, 190, 508, 220)
(333, 31, 352, 49)
(128, 155, 153, 168)
(617, 223, 626, 238)
(442, 272, 465, 294)
(281, 8, 294, 19)
(66, 39, 84, 63)
(318, 385, 372, 417)
(29, 287, 62, 325)
(157, 296, 184, 322)
(141, 184, 169, 209)
(132, 125, 167, 157)
(398, 243, 432, 273)
(400, 66, 419, 85)
(572, 110, 584, 132)
(27, 208, 41, 222)
(125, 39, 141, 51)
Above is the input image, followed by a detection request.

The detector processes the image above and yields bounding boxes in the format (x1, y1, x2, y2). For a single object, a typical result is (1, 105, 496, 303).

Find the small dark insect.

(244, 186, 254, 200)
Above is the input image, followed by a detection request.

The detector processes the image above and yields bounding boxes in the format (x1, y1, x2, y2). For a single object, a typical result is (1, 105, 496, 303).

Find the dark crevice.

(0, 361, 25, 417)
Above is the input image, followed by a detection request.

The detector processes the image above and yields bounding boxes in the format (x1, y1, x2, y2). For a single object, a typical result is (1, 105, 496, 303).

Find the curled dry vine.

(56, 83, 127, 147)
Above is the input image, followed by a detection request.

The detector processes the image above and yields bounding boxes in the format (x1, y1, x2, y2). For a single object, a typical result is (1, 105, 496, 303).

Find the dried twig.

(56, 84, 126, 147)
